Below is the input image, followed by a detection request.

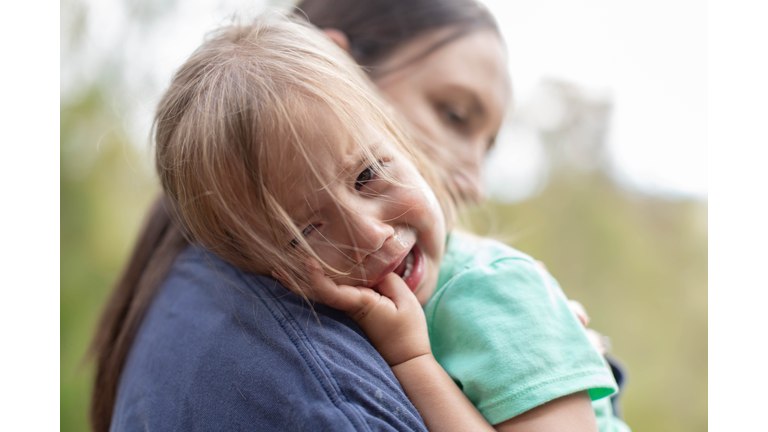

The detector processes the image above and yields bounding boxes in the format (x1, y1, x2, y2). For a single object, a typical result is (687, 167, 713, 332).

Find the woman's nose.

(453, 156, 485, 203)
(454, 172, 484, 202)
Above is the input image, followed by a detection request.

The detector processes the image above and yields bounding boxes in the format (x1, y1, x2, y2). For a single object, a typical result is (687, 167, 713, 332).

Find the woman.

(91, 1, 610, 431)
(300, 0, 510, 203)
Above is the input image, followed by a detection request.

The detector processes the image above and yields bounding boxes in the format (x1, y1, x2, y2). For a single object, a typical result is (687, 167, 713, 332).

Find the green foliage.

(61, 85, 157, 432)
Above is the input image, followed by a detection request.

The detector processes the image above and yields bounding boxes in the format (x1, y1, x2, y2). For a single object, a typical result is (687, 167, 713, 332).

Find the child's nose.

(347, 211, 394, 262)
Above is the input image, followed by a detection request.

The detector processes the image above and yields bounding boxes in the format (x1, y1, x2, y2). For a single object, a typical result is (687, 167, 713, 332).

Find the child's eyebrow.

(342, 155, 369, 175)
(341, 141, 385, 174)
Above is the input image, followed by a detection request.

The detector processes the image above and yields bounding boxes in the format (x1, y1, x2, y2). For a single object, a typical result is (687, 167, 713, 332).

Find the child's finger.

(304, 259, 382, 314)
(567, 299, 590, 327)
(584, 328, 611, 355)
(375, 273, 419, 309)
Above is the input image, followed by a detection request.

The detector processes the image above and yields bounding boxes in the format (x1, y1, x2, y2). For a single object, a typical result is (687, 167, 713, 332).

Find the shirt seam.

(428, 256, 536, 330)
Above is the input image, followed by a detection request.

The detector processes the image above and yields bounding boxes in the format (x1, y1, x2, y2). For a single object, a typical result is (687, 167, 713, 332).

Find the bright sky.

(62, 0, 707, 202)
(480, 0, 707, 200)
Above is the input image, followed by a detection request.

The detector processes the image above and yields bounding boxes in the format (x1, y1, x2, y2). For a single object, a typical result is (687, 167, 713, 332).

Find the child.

(155, 14, 627, 431)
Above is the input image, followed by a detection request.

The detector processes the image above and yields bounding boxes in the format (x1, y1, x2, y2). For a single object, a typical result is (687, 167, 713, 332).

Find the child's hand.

(301, 260, 432, 367)
(567, 299, 590, 327)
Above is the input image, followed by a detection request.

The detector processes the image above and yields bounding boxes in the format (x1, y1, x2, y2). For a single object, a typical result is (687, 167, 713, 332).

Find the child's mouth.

(392, 244, 424, 292)
(394, 248, 415, 280)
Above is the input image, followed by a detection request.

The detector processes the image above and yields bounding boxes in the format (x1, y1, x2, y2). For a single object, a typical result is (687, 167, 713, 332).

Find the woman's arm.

(302, 262, 599, 432)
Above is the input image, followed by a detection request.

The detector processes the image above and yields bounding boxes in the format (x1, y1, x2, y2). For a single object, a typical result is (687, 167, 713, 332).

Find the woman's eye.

(442, 106, 469, 126)
(445, 109, 465, 124)
(355, 165, 375, 191)
(289, 224, 317, 248)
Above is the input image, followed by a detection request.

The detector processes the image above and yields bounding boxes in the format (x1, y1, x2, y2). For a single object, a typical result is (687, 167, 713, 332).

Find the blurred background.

(61, 0, 707, 431)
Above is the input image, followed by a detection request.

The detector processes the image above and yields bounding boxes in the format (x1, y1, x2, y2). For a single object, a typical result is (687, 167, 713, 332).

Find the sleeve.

(593, 398, 632, 432)
(426, 257, 618, 426)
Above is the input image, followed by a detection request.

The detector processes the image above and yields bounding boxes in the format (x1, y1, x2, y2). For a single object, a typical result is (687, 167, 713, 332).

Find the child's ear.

(323, 28, 351, 53)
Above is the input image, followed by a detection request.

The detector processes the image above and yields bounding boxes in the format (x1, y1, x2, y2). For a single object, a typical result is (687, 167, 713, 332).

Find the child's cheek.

(411, 171, 443, 223)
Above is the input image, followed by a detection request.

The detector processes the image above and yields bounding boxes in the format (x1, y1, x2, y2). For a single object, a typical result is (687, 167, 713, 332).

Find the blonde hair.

(154, 13, 453, 293)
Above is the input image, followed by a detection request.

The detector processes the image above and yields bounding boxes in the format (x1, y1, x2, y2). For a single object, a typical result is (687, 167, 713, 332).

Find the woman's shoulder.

(111, 244, 428, 432)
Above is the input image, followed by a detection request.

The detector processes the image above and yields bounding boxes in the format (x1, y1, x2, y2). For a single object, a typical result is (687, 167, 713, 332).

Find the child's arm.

(302, 262, 598, 432)
(304, 264, 493, 432)
(494, 392, 597, 432)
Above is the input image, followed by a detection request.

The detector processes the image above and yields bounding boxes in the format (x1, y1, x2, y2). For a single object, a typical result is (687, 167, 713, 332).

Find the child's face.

(273, 118, 446, 306)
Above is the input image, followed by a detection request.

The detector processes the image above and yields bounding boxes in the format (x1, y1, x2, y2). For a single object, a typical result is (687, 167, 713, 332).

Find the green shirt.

(425, 232, 629, 430)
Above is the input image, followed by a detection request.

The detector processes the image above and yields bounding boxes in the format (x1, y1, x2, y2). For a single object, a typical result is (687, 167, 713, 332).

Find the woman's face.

(373, 28, 511, 202)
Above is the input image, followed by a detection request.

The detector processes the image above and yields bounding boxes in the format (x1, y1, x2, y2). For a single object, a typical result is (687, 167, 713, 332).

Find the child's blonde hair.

(154, 13, 454, 292)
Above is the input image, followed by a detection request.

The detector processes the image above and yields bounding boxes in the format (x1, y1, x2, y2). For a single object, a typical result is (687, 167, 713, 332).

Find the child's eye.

(289, 224, 317, 248)
(355, 165, 376, 191)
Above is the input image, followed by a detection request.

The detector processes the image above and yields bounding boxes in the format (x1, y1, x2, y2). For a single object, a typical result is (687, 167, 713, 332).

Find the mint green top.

(425, 232, 629, 430)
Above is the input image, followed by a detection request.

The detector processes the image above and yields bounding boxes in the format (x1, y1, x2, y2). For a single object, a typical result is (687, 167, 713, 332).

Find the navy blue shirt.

(111, 245, 427, 431)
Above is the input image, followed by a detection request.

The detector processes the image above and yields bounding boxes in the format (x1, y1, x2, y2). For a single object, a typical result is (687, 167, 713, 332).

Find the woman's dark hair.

(296, 0, 499, 79)
(89, 1, 497, 431)
(89, 196, 188, 432)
